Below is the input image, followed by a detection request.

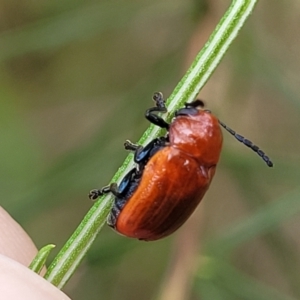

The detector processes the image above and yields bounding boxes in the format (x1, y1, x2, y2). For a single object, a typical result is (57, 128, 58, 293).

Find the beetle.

(89, 92, 273, 241)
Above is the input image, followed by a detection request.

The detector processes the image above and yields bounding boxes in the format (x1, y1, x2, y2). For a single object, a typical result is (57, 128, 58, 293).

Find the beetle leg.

(124, 138, 167, 166)
(88, 168, 137, 200)
(124, 140, 139, 151)
(124, 140, 145, 173)
(112, 168, 137, 196)
(88, 185, 111, 200)
(145, 92, 169, 130)
(107, 168, 140, 228)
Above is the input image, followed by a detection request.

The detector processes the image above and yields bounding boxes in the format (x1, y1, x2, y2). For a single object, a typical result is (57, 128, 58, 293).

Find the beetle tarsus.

(124, 140, 139, 151)
(88, 185, 112, 200)
(145, 92, 169, 129)
(88, 189, 102, 200)
(152, 92, 166, 109)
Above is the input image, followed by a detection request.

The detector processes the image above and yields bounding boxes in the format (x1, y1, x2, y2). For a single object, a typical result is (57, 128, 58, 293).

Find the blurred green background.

(1, 0, 300, 299)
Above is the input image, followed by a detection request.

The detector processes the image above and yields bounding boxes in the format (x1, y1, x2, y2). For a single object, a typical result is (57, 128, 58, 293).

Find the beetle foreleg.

(145, 92, 169, 130)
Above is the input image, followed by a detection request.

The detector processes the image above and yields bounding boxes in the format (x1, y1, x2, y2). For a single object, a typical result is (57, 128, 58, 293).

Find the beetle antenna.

(219, 120, 273, 167)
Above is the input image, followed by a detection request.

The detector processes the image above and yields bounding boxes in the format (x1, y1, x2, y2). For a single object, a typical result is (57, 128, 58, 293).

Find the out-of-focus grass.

(0, 0, 299, 299)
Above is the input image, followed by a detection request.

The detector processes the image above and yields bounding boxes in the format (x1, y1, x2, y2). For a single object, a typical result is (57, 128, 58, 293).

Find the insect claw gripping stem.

(88, 190, 101, 200)
(88, 186, 111, 200)
(124, 140, 139, 151)
(218, 120, 273, 167)
(145, 92, 169, 130)
(152, 92, 166, 109)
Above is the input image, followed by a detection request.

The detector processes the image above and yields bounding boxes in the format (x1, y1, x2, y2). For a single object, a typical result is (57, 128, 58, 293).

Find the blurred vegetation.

(0, 0, 299, 299)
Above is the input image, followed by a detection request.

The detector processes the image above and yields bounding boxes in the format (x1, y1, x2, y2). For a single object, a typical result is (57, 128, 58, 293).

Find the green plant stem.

(44, 0, 258, 289)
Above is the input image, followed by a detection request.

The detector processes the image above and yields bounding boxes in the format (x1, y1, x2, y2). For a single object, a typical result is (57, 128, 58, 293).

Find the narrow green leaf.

(29, 244, 56, 274)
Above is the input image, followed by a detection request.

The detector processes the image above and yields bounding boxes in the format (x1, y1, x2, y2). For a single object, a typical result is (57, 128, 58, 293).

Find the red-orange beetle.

(89, 92, 273, 241)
